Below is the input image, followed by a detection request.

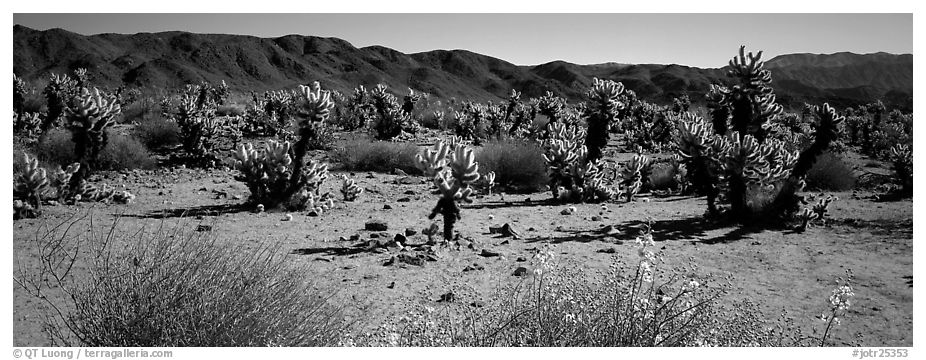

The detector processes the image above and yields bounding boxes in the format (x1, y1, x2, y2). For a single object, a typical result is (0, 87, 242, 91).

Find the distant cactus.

(41, 73, 79, 135)
(371, 84, 414, 140)
(232, 82, 336, 212)
(13, 152, 84, 219)
(619, 153, 651, 202)
(416, 139, 481, 241)
(64, 87, 121, 186)
(795, 195, 837, 232)
(542, 122, 617, 203)
(402, 88, 421, 116)
(484, 171, 496, 195)
(584, 78, 625, 162)
(340, 175, 364, 201)
(13, 73, 26, 126)
(890, 144, 913, 197)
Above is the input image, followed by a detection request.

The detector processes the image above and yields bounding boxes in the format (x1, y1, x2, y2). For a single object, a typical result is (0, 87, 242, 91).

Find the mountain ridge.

(13, 25, 913, 110)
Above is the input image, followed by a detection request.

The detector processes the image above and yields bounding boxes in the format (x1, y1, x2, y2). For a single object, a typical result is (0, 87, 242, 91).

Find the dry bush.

(331, 138, 421, 174)
(133, 116, 182, 151)
(37, 129, 155, 171)
(475, 139, 548, 193)
(345, 240, 812, 347)
(805, 152, 858, 191)
(16, 214, 349, 346)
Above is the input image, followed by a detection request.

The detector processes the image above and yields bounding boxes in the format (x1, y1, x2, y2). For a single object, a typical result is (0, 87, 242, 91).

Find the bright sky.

(11, 12, 914, 68)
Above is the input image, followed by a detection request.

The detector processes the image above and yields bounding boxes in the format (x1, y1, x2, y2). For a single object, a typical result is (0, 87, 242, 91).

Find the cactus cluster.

(41, 73, 80, 134)
(619, 153, 651, 202)
(675, 47, 845, 223)
(242, 89, 297, 137)
(584, 78, 626, 162)
(795, 194, 838, 232)
(232, 82, 336, 213)
(890, 144, 912, 197)
(340, 175, 364, 201)
(541, 122, 617, 203)
(65, 87, 122, 185)
(414, 139, 482, 241)
(370, 84, 417, 140)
(160, 81, 239, 166)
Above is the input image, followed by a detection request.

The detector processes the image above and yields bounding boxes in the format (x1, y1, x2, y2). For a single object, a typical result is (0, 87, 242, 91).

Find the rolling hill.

(13, 25, 913, 110)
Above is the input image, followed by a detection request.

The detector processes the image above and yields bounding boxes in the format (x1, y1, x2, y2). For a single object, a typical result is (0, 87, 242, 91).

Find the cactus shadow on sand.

(119, 203, 252, 219)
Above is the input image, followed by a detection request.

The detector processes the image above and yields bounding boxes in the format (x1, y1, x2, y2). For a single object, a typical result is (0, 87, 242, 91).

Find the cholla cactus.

(414, 141, 452, 177)
(584, 78, 626, 162)
(371, 84, 413, 140)
(231, 82, 336, 212)
(402, 88, 421, 116)
(293, 82, 335, 150)
(795, 195, 837, 231)
(890, 144, 913, 196)
(340, 175, 364, 201)
(13, 74, 26, 126)
(13, 152, 49, 213)
(41, 73, 79, 134)
(619, 153, 651, 202)
(65, 87, 121, 185)
(484, 171, 496, 195)
(537, 91, 567, 130)
(14, 112, 42, 139)
(425, 140, 480, 242)
(541, 122, 617, 203)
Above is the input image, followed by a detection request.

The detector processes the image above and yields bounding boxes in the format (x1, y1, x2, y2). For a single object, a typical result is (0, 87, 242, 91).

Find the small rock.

(314, 257, 333, 262)
(403, 190, 417, 195)
(480, 249, 502, 257)
(232, 195, 242, 200)
(383, 204, 393, 210)
(365, 220, 389, 231)
(370, 233, 382, 239)
(438, 291, 455, 303)
(591, 215, 602, 221)
(597, 248, 618, 254)
(470, 300, 486, 308)
(338, 236, 348, 242)
(513, 267, 529, 276)
(379, 232, 390, 239)
(516, 257, 527, 262)
(488, 215, 495, 220)
(394, 233, 407, 244)
(196, 225, 213, 232)
(397, 197, 411, 202)
(282, 214, 293, 221)
(405, 228, 417, 236)
(387, 282, 395, 289)
(528, 227, 536, 231)
(350, 233, 361, 241)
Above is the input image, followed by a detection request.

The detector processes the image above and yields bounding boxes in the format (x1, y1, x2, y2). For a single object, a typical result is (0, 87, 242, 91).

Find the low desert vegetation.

(331, 138, 422, 175)
(15, 214, 349, 346)
(36, 129, 156, 171)
(475, 139, 548, 193)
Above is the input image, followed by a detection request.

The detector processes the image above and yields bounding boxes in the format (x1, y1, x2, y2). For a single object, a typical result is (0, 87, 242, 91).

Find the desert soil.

(13, 143, 913, 347)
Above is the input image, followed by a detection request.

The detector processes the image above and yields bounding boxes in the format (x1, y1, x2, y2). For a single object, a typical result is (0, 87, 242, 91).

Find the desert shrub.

(344, 237, 812, 347)
(216, 103, 246, 117)
(119, 97, 160, 124)
(804, 152, 857, 191)
(648, 162, 679, 191)
(133, 116, 182, 150)
(37, 129, 155, 171)
(16, 215, 348, 346)
(475, 139, 548, 192)
(331, 138, 421, 175)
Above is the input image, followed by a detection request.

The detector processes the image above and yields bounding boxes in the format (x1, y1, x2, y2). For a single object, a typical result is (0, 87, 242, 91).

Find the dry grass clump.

(475, 139, 548, 193)
(16, 214, 348, 346)
(331, 138, 422, 174)
(37, 129, 156, 171)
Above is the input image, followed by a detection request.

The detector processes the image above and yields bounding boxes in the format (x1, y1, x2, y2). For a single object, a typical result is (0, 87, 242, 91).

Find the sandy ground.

(12, 145, 913, 347)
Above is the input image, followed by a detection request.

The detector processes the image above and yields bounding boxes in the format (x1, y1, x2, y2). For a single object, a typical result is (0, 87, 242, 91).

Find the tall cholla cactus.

(707, 46, 783, 140)
(584, 78, 626, 162)
(13, 73, 26, 126)
(41, 73, 79, 135)
(414, 141, 452, 177)
(175, 90, 220, 160)
(65, 87, 121, 186)
(294, 82, 334, 150)
(340, 175, 364, 201)
(484, 171, 496, 195)
(370, 84, 412, 140)
(232, 82, 336, 213)
(795, 194, 838, 232)
(402, 88, 421, 116)
(890, 144, 912, 196)
(426, 142, 480, 242)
